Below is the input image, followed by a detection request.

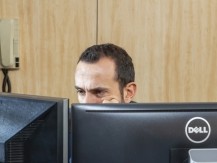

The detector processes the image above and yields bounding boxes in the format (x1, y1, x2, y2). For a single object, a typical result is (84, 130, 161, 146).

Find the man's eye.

(95, 90, 106, 97)
(76, 89, 85, 96)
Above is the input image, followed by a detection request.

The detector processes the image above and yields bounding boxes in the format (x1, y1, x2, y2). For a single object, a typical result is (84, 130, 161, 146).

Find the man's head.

(75, 43, 136, 103)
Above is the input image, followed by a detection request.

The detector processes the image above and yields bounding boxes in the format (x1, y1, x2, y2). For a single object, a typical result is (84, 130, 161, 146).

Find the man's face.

(75, 57, 123, 103)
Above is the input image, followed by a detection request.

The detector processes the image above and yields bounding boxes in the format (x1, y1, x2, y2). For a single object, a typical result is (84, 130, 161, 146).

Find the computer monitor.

(71, 103, 217, 163)
(0, 93, 69, 163)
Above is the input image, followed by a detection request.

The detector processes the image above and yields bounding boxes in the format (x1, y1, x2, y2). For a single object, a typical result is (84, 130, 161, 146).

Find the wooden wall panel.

(0, 0, 97, 103)
(1, 0, 217, 103)
(98, 0, 217, 102)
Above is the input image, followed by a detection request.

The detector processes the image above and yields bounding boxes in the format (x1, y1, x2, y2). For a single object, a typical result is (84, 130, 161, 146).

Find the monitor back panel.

(72, 103, 217, 163)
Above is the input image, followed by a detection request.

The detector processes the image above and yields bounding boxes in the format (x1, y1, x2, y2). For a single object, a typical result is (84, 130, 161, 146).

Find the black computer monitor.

(71, 103, 217, 163)
(0, 93, 69, 163)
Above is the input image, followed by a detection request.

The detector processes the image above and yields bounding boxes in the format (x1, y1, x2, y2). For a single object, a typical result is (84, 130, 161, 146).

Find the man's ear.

(123, 82, 137, 103)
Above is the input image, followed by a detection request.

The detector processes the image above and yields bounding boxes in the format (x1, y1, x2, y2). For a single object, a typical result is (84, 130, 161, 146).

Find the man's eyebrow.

(75, 86, 109, 92)
(89, 87, 109, 92)
(88, 88, 109, 95)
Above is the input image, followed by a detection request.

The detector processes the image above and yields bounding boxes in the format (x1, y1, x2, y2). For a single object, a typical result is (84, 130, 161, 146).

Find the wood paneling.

(1, 0, 217, 103)
(0, 0, 97, 103)
(98, 0, 217, 102)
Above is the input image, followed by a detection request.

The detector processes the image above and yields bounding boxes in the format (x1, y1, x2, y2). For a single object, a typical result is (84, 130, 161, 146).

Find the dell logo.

(185, 117, 211, 143)
(188, 127, 208, 134)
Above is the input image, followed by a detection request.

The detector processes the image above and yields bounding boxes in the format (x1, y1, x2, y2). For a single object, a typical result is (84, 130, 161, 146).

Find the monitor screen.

(71, 103, 217, 163)
(0, 93, 69, 163)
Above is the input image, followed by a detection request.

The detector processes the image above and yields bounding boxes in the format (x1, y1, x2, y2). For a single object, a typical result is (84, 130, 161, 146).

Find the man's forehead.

(75, 59, 116, 79)
(75, 74, 112, 88)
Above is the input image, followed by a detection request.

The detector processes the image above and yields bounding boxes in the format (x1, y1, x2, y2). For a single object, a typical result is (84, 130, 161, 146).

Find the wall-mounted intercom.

(0, 19, 19, 69)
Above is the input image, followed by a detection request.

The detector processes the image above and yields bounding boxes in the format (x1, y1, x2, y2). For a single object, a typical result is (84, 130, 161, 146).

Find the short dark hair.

(78, 43, 135, 91)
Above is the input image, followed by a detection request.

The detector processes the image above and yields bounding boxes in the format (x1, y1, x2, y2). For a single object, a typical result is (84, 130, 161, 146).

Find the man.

(74, 43, 137, 103)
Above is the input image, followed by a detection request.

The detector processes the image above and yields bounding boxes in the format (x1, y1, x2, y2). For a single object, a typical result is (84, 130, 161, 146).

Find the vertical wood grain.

(98, 0, 217, 102)
(1, 0, 217, 103)
(0, 0, 97, 103)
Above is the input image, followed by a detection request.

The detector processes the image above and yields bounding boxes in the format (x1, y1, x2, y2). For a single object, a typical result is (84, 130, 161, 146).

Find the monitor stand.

(188, 148, 217, 163)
